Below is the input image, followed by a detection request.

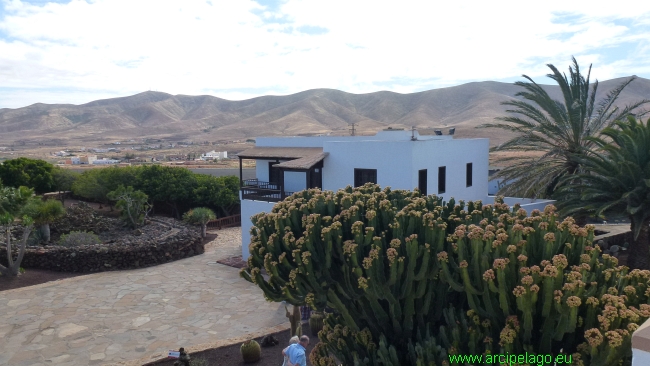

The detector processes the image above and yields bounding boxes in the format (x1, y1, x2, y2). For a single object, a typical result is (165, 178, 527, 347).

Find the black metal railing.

(241, 180, 293, 202)
(242, 179, 280, 190)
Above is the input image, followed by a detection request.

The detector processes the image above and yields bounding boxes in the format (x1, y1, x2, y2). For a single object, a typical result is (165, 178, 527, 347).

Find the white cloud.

(0, 0, 650, 108)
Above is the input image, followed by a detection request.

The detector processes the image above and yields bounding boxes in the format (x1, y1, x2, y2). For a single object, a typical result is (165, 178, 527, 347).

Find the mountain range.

(1, 76, 649, 147)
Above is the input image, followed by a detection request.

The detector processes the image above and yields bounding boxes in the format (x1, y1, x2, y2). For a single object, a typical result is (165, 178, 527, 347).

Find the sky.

(1, 0, 650, 109)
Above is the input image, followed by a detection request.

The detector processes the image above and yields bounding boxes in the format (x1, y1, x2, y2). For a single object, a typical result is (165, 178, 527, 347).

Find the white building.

(92, 158, 120, 165)
(237, 129, 554, 260)
(200, 150, 228, 160)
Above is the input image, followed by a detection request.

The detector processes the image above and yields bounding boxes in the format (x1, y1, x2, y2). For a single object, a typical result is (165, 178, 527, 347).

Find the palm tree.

(556, 116, 650, 269)
(183, 207, 216, 238)
(478, 57, 649, 199)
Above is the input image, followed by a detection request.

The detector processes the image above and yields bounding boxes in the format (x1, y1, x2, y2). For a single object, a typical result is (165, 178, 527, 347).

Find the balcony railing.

(241, 179, 294, 202)
(242, 179, 280, 190)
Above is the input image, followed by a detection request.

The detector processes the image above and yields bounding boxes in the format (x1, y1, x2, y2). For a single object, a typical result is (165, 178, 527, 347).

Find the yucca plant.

(557, 116, 650, 269)
(478, 57, 649, 199)
(22, 199, 65, 243)
(182, 207, 216, 238)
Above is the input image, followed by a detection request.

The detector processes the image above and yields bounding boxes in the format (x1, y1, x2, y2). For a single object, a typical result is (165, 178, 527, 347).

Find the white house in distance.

(200, 150, 228, 160)
(236, 128, 554, 260)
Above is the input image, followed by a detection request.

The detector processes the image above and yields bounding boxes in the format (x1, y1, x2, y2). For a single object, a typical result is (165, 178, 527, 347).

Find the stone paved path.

(0, 228, 288, 366)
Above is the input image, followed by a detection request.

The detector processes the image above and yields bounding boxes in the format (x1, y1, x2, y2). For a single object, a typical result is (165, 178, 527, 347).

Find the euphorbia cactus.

(241, 184, 650, 365)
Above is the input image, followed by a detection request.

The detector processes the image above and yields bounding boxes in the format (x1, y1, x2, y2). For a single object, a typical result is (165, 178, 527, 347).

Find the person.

(282, 336, 299, 366)
(173, 347, 190, 366)
(285, 335, 310, 366)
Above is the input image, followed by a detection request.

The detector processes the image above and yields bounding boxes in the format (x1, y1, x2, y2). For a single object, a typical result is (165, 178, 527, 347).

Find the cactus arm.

(542, 277, 555, 317)
(440, 261, 465, 292)
(326, 288, 360, 331)
(496, 269, 512, 315)
(460, 267, 483, 295)
(413, 246, 430, 281)
(399, 238, 419, 299)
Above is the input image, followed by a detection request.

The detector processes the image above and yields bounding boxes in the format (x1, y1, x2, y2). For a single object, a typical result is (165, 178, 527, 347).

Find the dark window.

(269, 161, 283, 188)
(466, 163, 473, 187)
(438, 166, 446, 194)
(418, 169, 427, 196)
(354, 169, 377, 187)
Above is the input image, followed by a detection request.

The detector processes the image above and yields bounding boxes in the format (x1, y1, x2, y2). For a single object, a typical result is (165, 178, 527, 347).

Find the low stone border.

(0, 219, 204, 272)
(113, 322, 292, 366)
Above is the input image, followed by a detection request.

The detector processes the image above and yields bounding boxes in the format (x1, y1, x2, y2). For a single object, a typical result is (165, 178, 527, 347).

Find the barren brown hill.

(1, 76, 648, 147)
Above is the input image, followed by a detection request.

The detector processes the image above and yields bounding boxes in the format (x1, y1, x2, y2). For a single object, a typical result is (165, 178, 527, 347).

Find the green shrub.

(242, 184, 650, 366)
(58, 231, 102, 247)
(107, 185, 151, 228)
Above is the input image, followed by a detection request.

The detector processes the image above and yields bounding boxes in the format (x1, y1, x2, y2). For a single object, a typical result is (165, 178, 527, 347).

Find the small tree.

(107, 185, 151, 228)
(22, 199, 66, 243)
(51, 167, 77, 204)
(183, 207, 216, 238)
(0, 186, 37, 277)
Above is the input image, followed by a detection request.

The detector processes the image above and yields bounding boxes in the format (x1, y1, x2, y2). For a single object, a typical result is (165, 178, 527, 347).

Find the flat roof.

(274, 152, 329, 170)
(236, 147, 323, 160)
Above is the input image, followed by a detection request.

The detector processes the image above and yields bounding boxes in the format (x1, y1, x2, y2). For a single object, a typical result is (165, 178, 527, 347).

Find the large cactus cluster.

(240, 184, 650, 365)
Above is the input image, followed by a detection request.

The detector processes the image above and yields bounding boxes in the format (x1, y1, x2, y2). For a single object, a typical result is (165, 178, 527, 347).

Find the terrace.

(240, 179, 294, 202)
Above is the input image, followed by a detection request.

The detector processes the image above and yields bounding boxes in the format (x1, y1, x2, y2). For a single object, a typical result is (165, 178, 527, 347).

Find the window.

(466, 163, 473, 187)
(269, 161, 283, 189)
(354, 169, 377, 187)
(438, 166, 446, 194)
(418, 169, 427, 196)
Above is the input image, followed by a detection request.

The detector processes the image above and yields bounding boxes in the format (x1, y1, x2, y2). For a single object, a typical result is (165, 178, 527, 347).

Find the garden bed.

(144, 323, 320, 366)
(0, 233, 217, 292)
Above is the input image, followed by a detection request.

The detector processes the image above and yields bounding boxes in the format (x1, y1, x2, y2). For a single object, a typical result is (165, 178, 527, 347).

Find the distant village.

(42, 138, 246, 166)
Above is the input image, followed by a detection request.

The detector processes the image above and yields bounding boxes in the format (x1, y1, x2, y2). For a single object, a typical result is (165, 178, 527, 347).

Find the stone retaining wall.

(0, 219, 204, 273)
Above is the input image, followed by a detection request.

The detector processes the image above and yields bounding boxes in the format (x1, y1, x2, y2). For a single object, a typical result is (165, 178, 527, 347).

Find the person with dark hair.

(173, 347, 190, 366)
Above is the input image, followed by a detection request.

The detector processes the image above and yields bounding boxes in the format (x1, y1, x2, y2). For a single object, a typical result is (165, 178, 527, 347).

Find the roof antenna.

(411, 126, 417, 141)
(349, 123, 356, 136)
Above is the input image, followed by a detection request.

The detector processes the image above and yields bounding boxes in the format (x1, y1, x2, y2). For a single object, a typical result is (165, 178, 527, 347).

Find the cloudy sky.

(1, 0, 649, 109)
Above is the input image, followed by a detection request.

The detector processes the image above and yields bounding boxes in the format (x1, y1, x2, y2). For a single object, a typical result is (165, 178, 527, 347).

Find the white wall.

(319, 138, 489, 202)
(633, 349, 650, 365)
(255, 160, 269, 182)
(284, 171, 306, 193)
(412, 138, 489, 202)
(240, 193, 276, 260)
(488, 178, 518, 195)
(322, 141, 414, 191)
(254, 159, 290, 182)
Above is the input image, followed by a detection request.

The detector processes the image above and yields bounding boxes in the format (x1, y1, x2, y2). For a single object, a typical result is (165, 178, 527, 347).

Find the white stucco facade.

(240, 192, 276, 259)
(632, 349, 650, 365)
(239, 130, 554, 259)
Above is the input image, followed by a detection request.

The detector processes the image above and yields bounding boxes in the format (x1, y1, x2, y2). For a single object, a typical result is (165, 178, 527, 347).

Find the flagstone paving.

(0, 227, 288, 366)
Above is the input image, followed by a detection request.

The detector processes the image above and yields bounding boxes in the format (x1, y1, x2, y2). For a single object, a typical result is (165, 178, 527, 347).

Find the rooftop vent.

(434, 130, 443, 136)
(449, 128, 455, 135)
